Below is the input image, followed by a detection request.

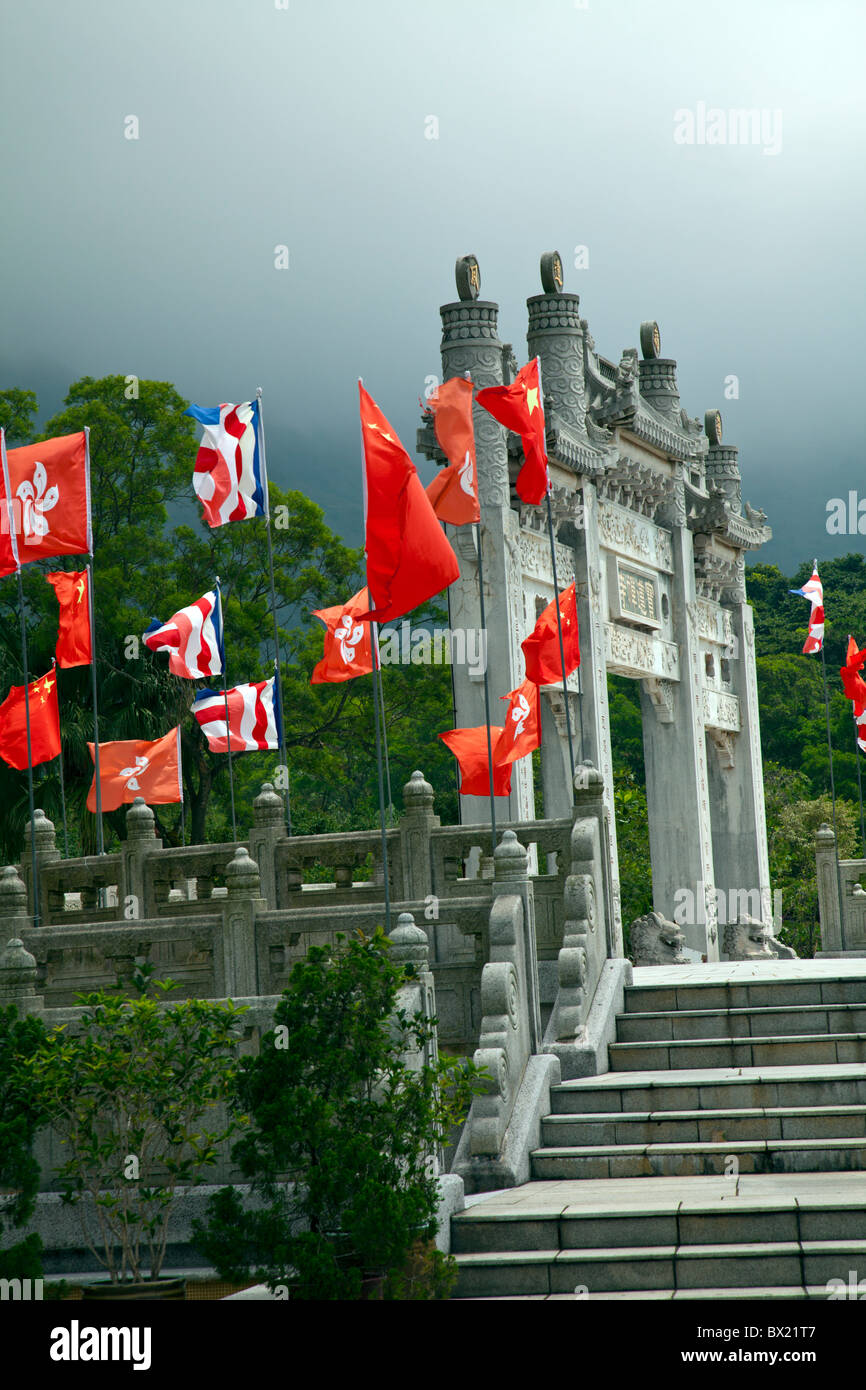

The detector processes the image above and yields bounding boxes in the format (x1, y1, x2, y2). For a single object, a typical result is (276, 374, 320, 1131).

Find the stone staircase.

(453, 963, 866, 1299)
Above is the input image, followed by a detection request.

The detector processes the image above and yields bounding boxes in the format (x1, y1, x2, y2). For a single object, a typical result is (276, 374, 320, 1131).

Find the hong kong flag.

(45, 570, 93, 668)
(0, 670, 61, 771)
(358, 383, 459, 624)
(6, 431, 91, 565)
(0, 430, 21, 579)
(311, 587, 375, 684)
(87, 727, 183, 812)
(494, 680, 541, 767)
(841, 636, 866, 706)
(522, 582, 580, 686)
(476, 358, 549, 505)
(438, 725, 512, 797)
(424, 376, 480, 526)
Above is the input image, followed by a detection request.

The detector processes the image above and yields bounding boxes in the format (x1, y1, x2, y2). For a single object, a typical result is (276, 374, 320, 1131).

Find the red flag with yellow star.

(358, 383, 459, 623)
(438, 725, 512, 797)
(45, 570, 92, 668)
(522, 582, 580, 686)
(475, 357, 549, 505)
(0, 670, 61, 770)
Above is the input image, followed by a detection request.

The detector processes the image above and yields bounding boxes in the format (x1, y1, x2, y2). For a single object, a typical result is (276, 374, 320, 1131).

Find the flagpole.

(855, 726, 865, 856)
(255, 387, 292, 836)
(176, 726, 186, 847)
(215, 577, 237, 842)
(474, 521, 497, 857)
(820, 639, 847, 950)
(15, 569, 40, 928)
(537, 359, 576, 787)
(372, 622, 392, 931)
(573, 569, 586, 757)
(51, 658, 70, 858)
(372, 626, 395, 822)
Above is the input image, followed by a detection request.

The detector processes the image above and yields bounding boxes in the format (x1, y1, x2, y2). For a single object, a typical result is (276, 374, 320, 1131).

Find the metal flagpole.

(855, 726, 865, 856)
(82, 429, 104, 856)
(536, 358, 576, 786)
(215, 577, 237, 841)
(255, 387, 292, 836)
(573, 570, 586, 758)
(474, 521, 497, 857)
(51, 658, 70, 857)
(372, 626, 395, 822)
(16, 569, 40, 927)
(820, 640, 847, 949)
(176, 725, 186, 847)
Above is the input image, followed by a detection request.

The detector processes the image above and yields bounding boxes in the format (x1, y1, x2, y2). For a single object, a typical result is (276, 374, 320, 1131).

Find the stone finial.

(816, 822, 836, 849)
(24, 809, 56, 857)
(539, 250, 565, 295)
(403, 770, 434, 814)
(574, 760, 603, 797)
(253, 782, 284, 828)
(225, 847, 262, 899)
(494, 829, 528, 881)
(0, 938, 38, 1003)
(388, 912, 429, 967)
(455, 254, 481, 301)
(0, 866, 27, 921)
(126, 796, 156, 841)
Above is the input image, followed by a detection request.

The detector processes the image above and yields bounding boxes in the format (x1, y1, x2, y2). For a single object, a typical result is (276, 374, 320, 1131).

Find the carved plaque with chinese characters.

(617, 563, 657, 625)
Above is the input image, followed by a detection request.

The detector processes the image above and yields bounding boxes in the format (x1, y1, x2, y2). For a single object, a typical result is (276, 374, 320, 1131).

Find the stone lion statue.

(724, 915, 797, 960)
(630, 911, 689, 966)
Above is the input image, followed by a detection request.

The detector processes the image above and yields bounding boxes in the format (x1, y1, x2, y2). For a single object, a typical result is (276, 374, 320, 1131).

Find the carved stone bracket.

(642, 677, 675, 723)
(708, 727, 737, 769)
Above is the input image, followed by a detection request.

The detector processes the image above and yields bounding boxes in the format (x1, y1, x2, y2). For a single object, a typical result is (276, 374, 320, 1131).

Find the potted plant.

(29, 977, 246, 1299)
(193, 928, 486, 1299)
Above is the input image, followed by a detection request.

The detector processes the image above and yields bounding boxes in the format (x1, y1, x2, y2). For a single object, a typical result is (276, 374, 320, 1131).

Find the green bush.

(0, 1005, 47, 1280)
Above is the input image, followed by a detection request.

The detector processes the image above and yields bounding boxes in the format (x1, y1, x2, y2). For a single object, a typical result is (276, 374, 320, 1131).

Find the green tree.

(0, 1004, 47, 1280)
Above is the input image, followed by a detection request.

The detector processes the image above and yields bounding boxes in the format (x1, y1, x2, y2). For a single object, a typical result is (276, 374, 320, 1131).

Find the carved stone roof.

(686, 483, 772, 551)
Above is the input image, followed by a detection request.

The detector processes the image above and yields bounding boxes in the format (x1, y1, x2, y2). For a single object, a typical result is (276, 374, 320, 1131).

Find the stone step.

(609, 1034, 866, 1071)
(624, 977, 866, 1015)
(617, 1003, 866, 1043)
(453, 1239, 866, 1297)
(541, 1105, 866, 1146)
(453, 1200, 866, 1253)
(530, 1136, 866, 1180)
(550, 1066, 866, 1114)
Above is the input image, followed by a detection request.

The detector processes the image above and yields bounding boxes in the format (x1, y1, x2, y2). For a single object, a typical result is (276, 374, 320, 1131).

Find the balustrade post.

(248, 782, 286, 908)
(215, 847, 266, 997)
(121, 798, 162, 920)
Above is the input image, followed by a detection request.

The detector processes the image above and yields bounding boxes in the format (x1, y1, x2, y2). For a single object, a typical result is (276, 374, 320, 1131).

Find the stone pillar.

(525, 283, 585, 433)
(248, 782, 286, 909)
(215, 847, 265, 997)
(0, 937, 42, 1011)
(398, 771, 439, 901)
(0, 866, 30, 937)
(21, 810, 59, 925)
(493, 830, 541, 1052)
(121, 797, 162, 920)
(815, 822, 842, 951)
(438, 261, 533, 825)
(640, 466, 719, 959)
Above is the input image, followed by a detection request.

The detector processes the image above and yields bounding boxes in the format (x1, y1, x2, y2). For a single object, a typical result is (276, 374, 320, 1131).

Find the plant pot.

(82, 1276, 187, 1301)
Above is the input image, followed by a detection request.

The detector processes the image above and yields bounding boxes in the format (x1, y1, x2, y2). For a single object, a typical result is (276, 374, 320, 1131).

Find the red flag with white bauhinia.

(311, 587, 375, 684)
(521, 582, 580, 686)
(842, 636, 866, 753)
(0, 670, 61, 770)
(87, 727, 183, 812)
(0, 430, 21, 580)
(6, 432, 91, 565)
(494, 679, 541, 767)
(438, 725, 512, 797)
(358, 383, 459, 624)
(45, 570, 93, 668)
(424, 376, 480, 526)
(475, 357, 549, 505)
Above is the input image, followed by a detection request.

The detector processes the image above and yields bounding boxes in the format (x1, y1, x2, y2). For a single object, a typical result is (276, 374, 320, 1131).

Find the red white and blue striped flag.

(143, 589, 224, 680)
(191, 676, 280, 753)
(185, 401, 265, 528)
(790, 566, 824, 654)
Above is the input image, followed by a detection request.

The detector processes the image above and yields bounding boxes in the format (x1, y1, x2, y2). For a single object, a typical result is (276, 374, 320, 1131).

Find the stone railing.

(815, 822, 866, 954)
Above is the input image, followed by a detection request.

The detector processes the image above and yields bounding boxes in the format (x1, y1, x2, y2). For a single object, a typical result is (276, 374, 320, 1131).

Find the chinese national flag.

(494, 680, 542, 767)
(6, 432, 91, 565)
(87, 727, 182, 812)
(0, 431, 21, 580)
(45, 570, 92, 668)
(311, 587, 375, 684)
(358, 384, 459, 624)
(475, 358, 549, 505)
(438, 725, 512, 797)
(841, 636, 866, 708)
(424, 376, 480, 526)
(0, 671, 61, 770)
(522, 582, 580, 686)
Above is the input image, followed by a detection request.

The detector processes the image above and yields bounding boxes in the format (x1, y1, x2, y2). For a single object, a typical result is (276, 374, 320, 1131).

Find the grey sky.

(3, 0, 865, 571)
